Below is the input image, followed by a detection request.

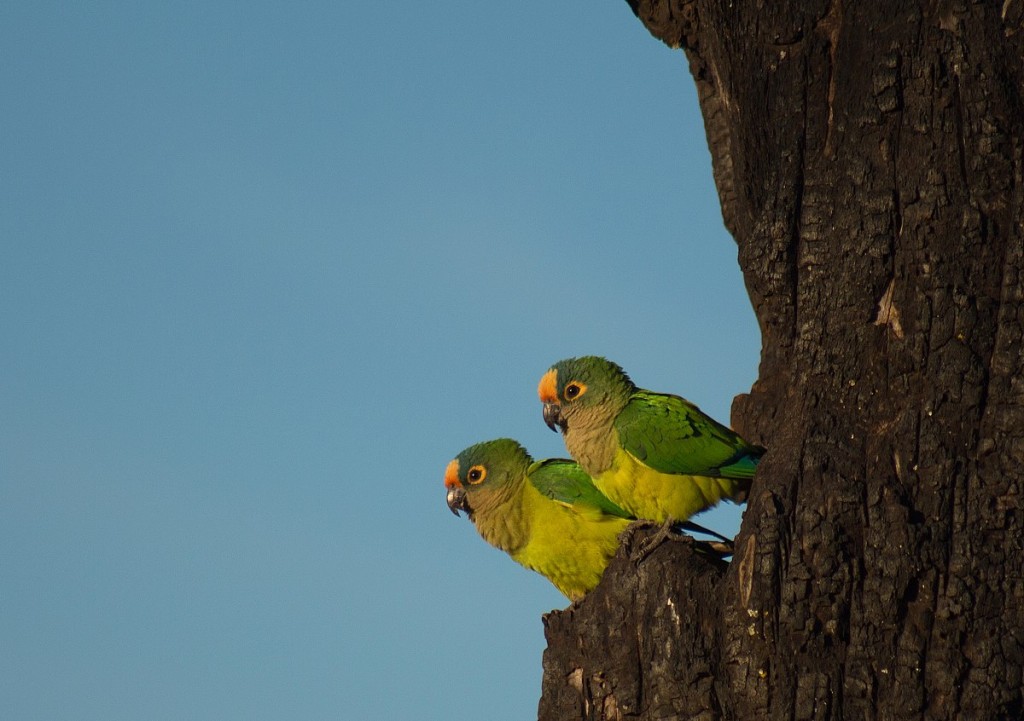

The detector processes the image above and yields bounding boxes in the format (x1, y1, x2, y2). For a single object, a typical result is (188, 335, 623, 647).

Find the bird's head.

(445, 439, 533, 521)
(537, 356, 636, 433)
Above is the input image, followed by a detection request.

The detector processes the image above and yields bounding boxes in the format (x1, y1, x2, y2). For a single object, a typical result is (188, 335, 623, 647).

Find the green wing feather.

(527, 459, 633, 519)
(615, 391, 763, 479)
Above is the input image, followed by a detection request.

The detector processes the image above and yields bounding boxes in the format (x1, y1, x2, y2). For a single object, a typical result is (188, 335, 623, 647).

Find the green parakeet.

(444, 438, 632, 601)
(537, 356, 762, 525)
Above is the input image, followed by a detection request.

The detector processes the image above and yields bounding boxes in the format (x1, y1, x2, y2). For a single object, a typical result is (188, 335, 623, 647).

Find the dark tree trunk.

(539, 1, 1024, 719)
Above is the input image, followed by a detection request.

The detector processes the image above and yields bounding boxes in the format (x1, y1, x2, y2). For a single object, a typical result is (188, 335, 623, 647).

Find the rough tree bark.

(539, 1, 1024, 719)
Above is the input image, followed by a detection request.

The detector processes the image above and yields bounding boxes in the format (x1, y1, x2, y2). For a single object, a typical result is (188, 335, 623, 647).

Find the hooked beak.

(542, 402, 565, 433)
(446, 485, 471, 518)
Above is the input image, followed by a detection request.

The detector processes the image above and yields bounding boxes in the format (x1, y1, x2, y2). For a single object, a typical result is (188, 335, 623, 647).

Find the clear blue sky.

(1, 2, 759, 719)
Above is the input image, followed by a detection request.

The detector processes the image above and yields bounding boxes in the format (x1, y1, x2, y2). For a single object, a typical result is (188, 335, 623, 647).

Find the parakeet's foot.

(618, 519, 658, 554)
(624, 518, 689, 564)
(624, 519, 734, 564)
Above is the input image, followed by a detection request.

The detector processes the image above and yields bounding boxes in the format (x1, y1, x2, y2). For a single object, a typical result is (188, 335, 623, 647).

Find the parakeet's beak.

(538, 368, 564, 432)
(444, 458, 471, 517)
(446, 485, 471, 517)
(542, 402, 565, 433)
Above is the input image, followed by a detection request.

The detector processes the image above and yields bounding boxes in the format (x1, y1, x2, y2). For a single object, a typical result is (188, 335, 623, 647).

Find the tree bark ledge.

(539, 528, 729, 721)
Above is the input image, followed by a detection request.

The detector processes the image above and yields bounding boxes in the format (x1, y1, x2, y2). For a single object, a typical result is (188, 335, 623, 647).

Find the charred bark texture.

(540, 1, 1024, 719)
(539, 532, 728, 720)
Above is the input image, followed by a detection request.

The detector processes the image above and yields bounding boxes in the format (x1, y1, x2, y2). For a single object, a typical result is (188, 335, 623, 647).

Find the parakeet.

(537, 356, 762, 525)
(444, 438, 632, 601)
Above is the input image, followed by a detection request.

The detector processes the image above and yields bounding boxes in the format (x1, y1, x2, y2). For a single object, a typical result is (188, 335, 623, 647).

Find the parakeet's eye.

(564, 382, 586, 400)
(467, 465, 487, 484)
